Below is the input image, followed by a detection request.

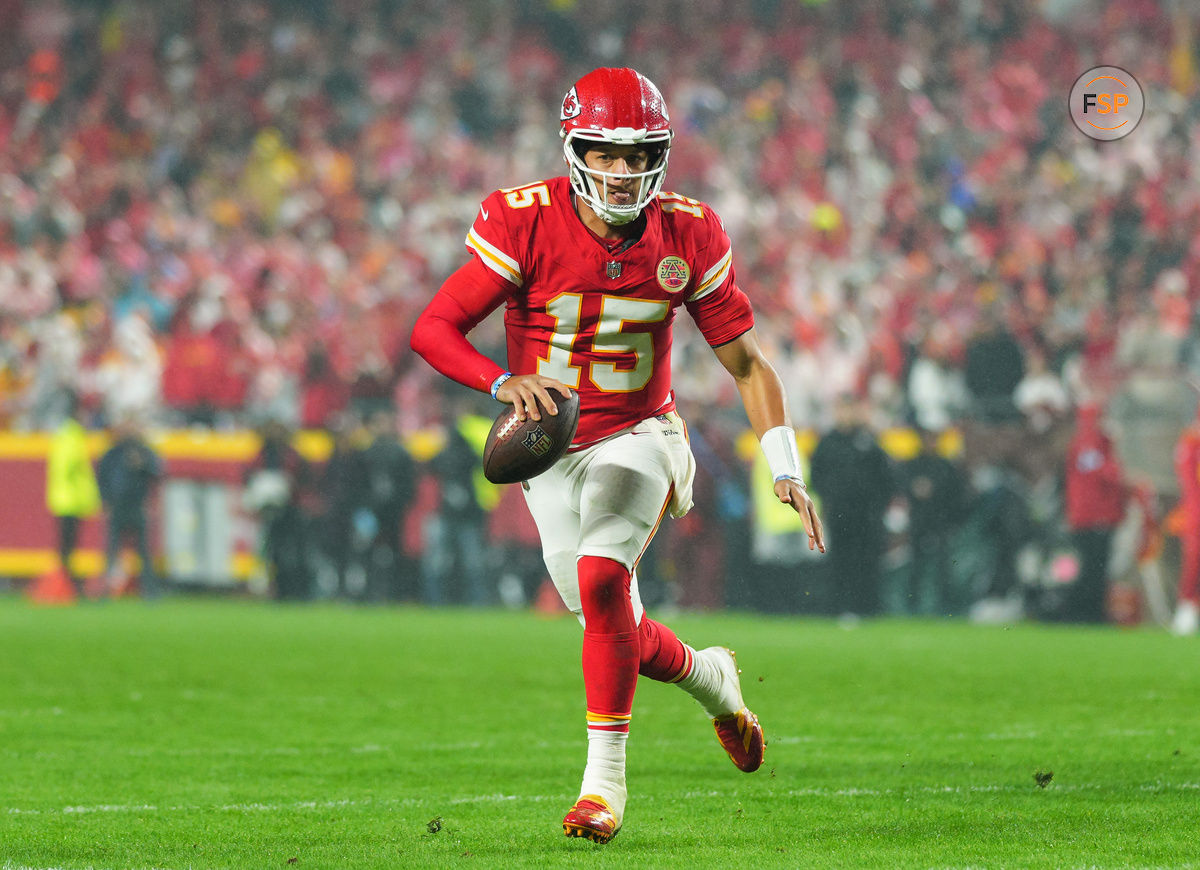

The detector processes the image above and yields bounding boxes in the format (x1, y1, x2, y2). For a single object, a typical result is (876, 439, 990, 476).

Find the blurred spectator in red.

(1062, 404, 1128, 623)
(162, 302, 225, 426)
(300, 347, 349, 430)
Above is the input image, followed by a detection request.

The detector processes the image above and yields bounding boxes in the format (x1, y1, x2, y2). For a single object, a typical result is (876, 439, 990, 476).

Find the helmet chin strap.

(589, 200, 639, 225)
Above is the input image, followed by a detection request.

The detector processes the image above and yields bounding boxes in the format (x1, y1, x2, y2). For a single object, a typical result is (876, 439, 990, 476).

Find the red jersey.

(460, 176, 754, 445)
(1064, 431, 1126, 530)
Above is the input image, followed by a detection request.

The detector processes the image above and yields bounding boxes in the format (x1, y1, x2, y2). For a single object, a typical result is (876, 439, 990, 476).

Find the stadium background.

(1, 0, 1198, 621)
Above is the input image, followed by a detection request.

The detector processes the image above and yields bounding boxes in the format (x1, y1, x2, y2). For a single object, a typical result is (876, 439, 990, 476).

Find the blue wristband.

(489, 372, 513, 400)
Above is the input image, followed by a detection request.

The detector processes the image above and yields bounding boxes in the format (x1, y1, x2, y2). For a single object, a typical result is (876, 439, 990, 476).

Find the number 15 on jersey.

(538, 293, 669, 393)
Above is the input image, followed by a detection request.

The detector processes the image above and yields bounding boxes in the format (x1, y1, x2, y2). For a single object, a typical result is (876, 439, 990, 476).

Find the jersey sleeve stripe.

(688, 247, 732, 302)
(466, 228, 523, 286)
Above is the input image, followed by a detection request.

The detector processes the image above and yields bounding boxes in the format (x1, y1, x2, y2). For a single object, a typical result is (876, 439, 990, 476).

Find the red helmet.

(559, 67, 673, 225)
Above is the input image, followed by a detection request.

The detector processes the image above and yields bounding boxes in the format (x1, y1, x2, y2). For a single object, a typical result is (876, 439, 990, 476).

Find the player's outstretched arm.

(712, 328, 826, 553)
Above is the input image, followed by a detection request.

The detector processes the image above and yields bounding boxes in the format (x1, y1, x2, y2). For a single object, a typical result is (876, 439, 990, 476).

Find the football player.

(410, 66, 824, 843)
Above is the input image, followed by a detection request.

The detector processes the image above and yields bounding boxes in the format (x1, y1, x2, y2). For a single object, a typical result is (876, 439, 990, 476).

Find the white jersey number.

(538, 294, 669, 393)
(502, 182, 551, 209)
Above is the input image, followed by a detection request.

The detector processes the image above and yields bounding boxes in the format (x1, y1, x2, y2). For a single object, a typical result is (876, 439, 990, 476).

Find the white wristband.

(761, 425, 804, 486)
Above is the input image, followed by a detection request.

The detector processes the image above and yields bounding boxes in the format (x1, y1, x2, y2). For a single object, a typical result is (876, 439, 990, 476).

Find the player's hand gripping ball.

(483, 390, 580, 484)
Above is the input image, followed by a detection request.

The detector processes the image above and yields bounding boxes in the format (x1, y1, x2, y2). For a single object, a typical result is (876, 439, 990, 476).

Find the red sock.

(638, 616, 694, 683)
(578, 556, 639, 733)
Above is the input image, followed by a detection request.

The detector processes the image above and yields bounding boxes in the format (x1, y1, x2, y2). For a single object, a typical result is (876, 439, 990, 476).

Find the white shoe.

(1171, 600, 1199, 636)
(697, 648, 766, 773)
(688, 646, 745, 718)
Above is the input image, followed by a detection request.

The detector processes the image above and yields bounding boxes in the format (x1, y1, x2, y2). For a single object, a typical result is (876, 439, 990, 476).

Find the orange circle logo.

(1068, 66, 1144, 141)
(656, 256, 690, 292)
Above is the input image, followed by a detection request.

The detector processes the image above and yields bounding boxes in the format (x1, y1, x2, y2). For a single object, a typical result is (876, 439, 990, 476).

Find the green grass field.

(1, 598, 1197, 869)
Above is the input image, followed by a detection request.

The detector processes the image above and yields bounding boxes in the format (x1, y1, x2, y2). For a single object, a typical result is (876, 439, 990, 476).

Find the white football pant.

(522, 410, 696, 626)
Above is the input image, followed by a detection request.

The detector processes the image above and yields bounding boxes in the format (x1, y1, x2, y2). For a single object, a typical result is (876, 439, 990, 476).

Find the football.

(482, 390, 580, 484)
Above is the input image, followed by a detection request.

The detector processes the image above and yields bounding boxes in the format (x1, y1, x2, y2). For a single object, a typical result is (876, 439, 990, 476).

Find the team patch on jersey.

(561, 86, 581, 121)
(656, 256, 691, 292)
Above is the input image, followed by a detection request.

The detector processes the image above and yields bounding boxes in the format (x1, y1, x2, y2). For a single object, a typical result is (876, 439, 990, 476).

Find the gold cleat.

(562, 794, 621, 844)
(713, 705, 766, 772)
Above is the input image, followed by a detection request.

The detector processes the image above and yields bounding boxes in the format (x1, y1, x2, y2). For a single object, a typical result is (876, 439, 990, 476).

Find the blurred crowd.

(3, 0, 1199, 431)
(4, 0, 1200, 623)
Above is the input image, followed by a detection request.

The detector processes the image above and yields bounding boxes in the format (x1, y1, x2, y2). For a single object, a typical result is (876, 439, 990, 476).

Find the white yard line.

(7, 782, 1200, 817)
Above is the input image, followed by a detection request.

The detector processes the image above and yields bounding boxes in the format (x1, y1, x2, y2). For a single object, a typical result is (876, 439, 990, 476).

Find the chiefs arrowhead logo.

(560, 86, 581, 121)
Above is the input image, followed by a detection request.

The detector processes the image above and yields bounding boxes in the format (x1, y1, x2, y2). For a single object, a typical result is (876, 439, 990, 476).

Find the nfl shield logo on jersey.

(606, 261, 622, 279)
(656, 256, 690, 292)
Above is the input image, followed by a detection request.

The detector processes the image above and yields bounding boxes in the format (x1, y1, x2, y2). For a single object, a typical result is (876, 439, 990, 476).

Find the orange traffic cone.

(27, 566, 77, 605)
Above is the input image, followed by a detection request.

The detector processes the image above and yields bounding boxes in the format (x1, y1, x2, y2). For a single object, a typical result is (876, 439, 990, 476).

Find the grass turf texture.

(1, 599, 1197, 869)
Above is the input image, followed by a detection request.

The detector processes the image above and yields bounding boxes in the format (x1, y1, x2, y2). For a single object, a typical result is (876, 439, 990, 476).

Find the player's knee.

(577, 555, 633, 629)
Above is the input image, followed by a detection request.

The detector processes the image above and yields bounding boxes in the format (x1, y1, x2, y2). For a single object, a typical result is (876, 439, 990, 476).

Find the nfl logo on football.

(522, 427, 552, 457)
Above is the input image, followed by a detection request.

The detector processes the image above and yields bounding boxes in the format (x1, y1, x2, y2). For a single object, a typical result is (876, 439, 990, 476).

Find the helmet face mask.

(559, 68, 673, 226)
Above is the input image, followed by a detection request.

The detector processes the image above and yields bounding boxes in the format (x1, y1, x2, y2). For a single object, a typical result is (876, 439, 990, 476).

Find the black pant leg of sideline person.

(58, 515, 83, 596)
(1066, 528, 1112, 624)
